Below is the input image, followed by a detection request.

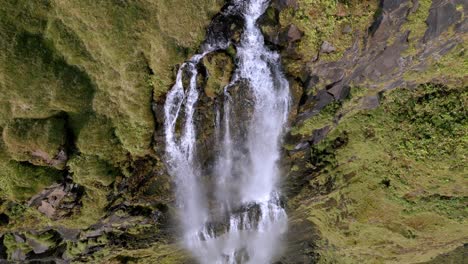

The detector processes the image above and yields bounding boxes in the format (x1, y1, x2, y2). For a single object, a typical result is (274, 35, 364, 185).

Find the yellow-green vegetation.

(405, 41, 468, 87)
(291, 84, 467, 263)
(0, 0, 222, 232)
(2, 233, 31, 259)
(280, 0, 378, 74)
(401, 0, 432, 56)
(291, 102, 341, 136)
(0, 139, 62, 202)
(2, 118, 66, 168)
(76, 114, 127, 164)
(203, 52, 234, 98)
(63, 155, 118, 228)
(0, 0, 223, 159)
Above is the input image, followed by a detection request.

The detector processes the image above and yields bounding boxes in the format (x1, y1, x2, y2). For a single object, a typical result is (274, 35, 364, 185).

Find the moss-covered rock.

(3, 118, 67, 168)
(286, 83, 468, 263)
(202, 51, 235, 98)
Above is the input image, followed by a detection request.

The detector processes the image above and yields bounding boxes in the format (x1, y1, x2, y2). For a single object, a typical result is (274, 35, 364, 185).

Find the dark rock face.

(280, 213, 320, 264)
(288, 0, 466, 130)
(424, 0, 463, 41)
(28, 181, 83, 220)
(204, 1, 246, 49)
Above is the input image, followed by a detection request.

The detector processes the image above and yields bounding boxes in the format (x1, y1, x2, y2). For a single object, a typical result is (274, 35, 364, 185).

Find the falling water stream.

(164, 1, 290, 263)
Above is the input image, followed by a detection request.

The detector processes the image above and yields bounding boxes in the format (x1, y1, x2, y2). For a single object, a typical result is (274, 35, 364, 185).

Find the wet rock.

(369, 0, 411, 44)
(204, 2, 245, 48)
(320, 41, 336, 54)
(14, 234, 25, 244)
(281, 213, 320, 264)
(293, 141, 310, 152)
(296, 89, 334, 124)
(225, 79, 256, 143)
(364, 32, 409, 81)
(56, 227, 81, 242)
(424, 0, 463, 42)
(314, 89, 335, 111)
(304, 75, 320, 93)
(321, 67, 345, 87)
(38, 201, 56, 218)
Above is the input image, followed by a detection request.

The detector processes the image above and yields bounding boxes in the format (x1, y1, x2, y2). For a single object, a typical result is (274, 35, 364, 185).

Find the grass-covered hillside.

(0, 0, 222, 262)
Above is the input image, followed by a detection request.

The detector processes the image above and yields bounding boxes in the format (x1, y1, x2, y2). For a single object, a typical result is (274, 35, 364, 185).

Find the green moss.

(401, 0, 432, 56)
(2, 118, 66, 167)
(292, 83, 467, 263)
(59, 155, 118, 228)
(76, 114, 127, 164)
(3, 233, 32, 260)
(47, 0, 223, 156)
(0, 160, 62, 202)
(1, 0, 223, 157)
(280, 0, 378, 75)
(0, 135, 63, 201)
(404, 42, 468, 87)
(203, 52, 234, 98)
(68, 155, 117, 187)
(0, 31, 94, 121)
(292, 101, 341, 136)
(0, 0, 50, 34)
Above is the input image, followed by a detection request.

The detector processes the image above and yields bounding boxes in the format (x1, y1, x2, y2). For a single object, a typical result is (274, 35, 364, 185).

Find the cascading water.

(164, 1, 290, 263)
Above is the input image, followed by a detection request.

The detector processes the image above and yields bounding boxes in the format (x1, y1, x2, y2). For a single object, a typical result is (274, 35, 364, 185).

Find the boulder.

(320, 41, 336, 54)
(277, 24, 304, 47)
(328, 84, 350, 101)
(283, 25, 303, 43)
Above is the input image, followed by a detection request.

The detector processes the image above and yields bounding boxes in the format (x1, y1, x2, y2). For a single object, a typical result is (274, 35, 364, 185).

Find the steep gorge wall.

(0, 0, 466, 263)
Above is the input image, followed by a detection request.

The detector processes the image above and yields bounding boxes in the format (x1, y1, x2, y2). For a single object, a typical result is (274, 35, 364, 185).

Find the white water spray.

(164, 1, 290, 263)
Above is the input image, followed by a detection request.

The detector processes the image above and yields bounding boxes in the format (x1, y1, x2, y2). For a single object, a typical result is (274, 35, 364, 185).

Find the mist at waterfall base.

(164, 1, 291, 263)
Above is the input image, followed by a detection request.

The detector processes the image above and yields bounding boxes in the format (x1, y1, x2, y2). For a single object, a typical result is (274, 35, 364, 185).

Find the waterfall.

(164, 1, 290, 263)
